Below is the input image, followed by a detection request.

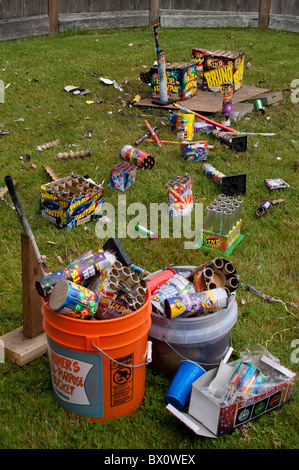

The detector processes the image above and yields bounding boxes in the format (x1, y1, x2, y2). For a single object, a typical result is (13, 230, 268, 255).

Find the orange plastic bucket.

(42, 289, 152, 422)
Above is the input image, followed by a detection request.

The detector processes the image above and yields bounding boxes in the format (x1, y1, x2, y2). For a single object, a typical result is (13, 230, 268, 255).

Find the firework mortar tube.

(153, 23, 168, 104)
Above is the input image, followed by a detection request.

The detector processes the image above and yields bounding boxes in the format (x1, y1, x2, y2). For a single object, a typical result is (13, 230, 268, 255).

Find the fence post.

(258, 0, 271, 29)
(49, 0, 59, 36)
(149, 0, 160, 26)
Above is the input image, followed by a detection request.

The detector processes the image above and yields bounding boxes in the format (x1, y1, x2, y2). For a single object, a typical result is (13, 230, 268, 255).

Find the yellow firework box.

(39, 174, 103, 230)
(203, 50, 244, 93)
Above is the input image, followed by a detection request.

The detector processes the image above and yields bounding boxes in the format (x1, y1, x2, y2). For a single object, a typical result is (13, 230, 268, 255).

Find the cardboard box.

(190, 48, 210, 71)
(109, 161, 137, 192)
(203, 50, 244, 93)
(167, 354, 296, 438)
(201, 219, 243, 255)
(150, 61, 197, 101)
(40, 174, 103, 230)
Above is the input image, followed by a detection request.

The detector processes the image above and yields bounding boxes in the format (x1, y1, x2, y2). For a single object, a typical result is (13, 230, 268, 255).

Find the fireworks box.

(200, 219, 243, 255)
(150, 61, 197, 101)
(202, 49, 244, 93)
(167, 354, 296, 438)
(190, 48, 211, 71)
(40, 174, 103, 230)
(109, 161, 137, 192)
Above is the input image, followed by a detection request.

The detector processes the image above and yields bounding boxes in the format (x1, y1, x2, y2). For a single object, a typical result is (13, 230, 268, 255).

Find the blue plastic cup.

(165, 360, 206, 409)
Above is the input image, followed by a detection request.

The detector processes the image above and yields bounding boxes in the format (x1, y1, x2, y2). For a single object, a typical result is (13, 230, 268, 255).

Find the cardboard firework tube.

(144, 120, 163, 149)
(221, 83, 233, 127)
(210, 258, 224, 270)
(203, 267, 214, 280)
(49, 279, 99, 319)
(231, 202, 241, 222)
(256, 199, 271, 216)
(206, 281, 217, 290)
(120, 145, 155, 169)
(212, 269, 226, 288)
(164, 287, 228, 319)
(225, 276, 239, 291)
(222, 261, 236, 276)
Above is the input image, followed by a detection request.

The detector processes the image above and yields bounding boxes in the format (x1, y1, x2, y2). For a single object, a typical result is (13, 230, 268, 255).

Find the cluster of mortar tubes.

(46, 176, 101, 201)
(104, 260, 147, 310)
(203, 194, 243, 235)
(204, 258, 239, 296)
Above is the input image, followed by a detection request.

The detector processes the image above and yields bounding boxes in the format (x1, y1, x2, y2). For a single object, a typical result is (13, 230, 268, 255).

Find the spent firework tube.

(135, 223, 158, 240)
(120, 145, 155, 169)
(164, 287, 228, 319)
(256, 199, 271, 216)
(36, 250, 115, 297)
(146, 268, 176, 293)
(157, 50, 168, 104)
(48, 279, 99, 319)
(201, 162, 225, 185)
(135, 127, 157, 146)
(221, 83, 233, 126)
(151, 274, 196, 315)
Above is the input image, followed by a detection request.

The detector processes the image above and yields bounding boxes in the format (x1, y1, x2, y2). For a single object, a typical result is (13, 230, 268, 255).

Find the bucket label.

(47, 337, 104, 418)
(110, 353, 134, 407)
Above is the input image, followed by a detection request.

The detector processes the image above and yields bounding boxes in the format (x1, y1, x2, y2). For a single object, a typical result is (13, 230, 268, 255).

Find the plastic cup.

(165, 360, 205, 409)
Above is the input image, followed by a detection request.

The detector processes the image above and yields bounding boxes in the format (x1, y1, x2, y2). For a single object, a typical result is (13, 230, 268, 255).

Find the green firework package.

(202, 50, 244, 93)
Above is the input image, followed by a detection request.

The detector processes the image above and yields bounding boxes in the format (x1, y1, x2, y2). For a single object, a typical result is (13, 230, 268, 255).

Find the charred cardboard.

(166, 354, 296, 438)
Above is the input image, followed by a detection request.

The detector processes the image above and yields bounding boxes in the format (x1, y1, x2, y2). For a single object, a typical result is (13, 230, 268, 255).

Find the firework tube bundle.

(120, 145, 155, 169)
(35, 250, 116, 297)
(166, 174, 194, 217)
(201, 163, 246, 196)
(102, 236, 151, 276)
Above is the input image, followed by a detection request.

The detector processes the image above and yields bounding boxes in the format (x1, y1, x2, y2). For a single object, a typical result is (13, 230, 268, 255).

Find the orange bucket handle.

(92, 341, 152, 368)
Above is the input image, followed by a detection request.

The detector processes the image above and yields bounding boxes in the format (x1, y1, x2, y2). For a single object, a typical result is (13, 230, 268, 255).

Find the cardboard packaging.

(202, 50, 244, 93)
(39, 174, 103, 230)
(200, 219, 243, 255)
(190, 47, 211, 71)
(150, 61, 197, 101)
(109, 162, 137, 192)
(167, 354, 297, 438)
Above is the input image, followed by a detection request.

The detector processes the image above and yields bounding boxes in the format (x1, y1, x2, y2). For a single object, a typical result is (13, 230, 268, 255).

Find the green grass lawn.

(0, 25, 298, 450)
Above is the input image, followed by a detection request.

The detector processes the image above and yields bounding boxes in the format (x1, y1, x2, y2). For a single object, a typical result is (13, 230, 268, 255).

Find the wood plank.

(22, 234, 44, 339)
(0, 326, 48, 366)
(259, 0, 272, 28)
(135, 83, 269, 114)
(149, 0, 160, 26)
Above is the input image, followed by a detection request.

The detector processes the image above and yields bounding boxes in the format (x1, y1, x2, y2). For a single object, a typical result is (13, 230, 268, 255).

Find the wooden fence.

(0, 0, 298, 41)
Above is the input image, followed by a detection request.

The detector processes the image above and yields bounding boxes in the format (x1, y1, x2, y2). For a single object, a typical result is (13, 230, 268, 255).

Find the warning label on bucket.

(110, 353, 134, 407)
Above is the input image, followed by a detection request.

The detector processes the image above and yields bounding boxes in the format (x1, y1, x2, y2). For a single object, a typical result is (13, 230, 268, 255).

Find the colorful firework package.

(40, 173, 103, 230)
(180, 141, 208, 161)
(109, 161, 138, 192)
(150, 61, 197, 101)
(168, 348, 296, 437)
(202, 49, 244, 93)
(166, 175, 194, 217)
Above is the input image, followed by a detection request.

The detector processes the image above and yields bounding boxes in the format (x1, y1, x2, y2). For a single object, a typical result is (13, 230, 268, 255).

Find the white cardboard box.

(167, 355, 296, 438)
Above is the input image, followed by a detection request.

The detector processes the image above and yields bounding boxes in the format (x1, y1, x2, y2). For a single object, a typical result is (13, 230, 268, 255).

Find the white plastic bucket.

(147, 266, 238, 377)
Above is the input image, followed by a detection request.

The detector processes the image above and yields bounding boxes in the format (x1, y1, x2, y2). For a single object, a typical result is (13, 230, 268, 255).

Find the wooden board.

(0, 326, 47, 366)
(135, 84, 269, 114)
